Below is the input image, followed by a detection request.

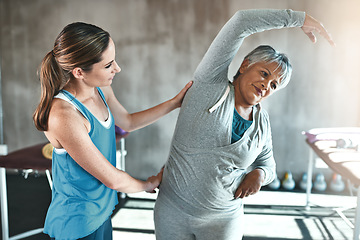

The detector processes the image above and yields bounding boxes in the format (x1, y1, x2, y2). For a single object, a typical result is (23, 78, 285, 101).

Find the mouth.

(252, 84, 262, 97)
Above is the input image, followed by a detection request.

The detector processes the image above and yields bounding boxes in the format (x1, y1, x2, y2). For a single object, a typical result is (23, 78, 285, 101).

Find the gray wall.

(1, 0, 359, 182)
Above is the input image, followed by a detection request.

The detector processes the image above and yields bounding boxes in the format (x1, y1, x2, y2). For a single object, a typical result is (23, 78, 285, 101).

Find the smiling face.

(81, 38, 121, 87)
(234, 59, 281, 108)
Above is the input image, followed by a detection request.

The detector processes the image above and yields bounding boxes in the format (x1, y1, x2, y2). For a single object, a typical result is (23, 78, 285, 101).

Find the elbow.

(102, 171, 135, 193)
(101, 172, 124, 191)
(115, 123, 133, 135)
(233, 9, 247, 21)
(106, 180, 129, 192)
(115, 114, 135, 133)
(103, 179, 118, 191)
(262, 167, 276, 186)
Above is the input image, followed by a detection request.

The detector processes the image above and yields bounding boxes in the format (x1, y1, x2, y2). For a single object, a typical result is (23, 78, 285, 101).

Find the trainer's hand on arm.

(301, 13, 335, 46)
(105, 81, 192, 132)
(234, 169, 265, 199)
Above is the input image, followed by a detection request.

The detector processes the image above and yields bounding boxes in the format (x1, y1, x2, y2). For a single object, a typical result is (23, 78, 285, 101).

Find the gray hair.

(235, 45, 292, 89)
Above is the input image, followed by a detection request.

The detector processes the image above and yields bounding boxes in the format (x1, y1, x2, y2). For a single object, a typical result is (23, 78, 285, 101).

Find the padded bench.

(303, 128, 360, 240)
(0, 143, 52, 240)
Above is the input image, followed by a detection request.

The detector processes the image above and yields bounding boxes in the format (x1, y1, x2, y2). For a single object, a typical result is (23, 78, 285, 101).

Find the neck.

(235, 104, 253, 121)
(62, 80, 98, 102)
(233, 80, 253, 121)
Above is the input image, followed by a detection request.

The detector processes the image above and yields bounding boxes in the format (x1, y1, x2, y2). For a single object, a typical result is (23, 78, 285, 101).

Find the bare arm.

(103, 81, 193, 132)
(46, 101, 162, 193)
(193, 9, 306, 83)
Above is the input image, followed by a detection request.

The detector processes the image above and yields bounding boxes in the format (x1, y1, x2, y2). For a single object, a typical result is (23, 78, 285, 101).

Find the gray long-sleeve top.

(160, 9, 305, 218)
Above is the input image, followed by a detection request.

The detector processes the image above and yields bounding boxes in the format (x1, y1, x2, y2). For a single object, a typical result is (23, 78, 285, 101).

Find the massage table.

(0, 143, 52, 240)
(303, 128, 360, 240)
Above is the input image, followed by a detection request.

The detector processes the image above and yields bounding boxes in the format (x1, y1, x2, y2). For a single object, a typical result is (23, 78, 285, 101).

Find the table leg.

(0, 167, 10, 240)
(0, 145, 9, 240)
(354, 186, 360, 240)
(116, 138, 127, 199)
(306, 149, 314, 210)
(45, 169, 52, 190)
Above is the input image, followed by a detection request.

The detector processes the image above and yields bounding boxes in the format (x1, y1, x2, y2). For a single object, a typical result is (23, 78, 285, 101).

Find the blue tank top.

(44, 87, 118, 239)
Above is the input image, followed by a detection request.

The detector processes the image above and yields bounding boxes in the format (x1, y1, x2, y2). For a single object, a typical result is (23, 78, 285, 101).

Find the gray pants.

(154, 193, 244, 240)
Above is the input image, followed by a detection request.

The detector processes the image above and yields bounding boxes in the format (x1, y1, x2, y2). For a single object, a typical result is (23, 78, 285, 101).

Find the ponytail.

(33, 22, 110, 131)
(33, 50, 66, 131)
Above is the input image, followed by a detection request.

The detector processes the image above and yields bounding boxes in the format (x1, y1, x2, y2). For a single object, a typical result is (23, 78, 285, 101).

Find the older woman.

(154, 9, 334, 240)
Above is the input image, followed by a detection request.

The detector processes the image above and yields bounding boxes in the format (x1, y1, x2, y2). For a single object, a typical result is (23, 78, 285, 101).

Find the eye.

(261, 71, 268, 78)
(271, 82, 277, 90)
(105, 63, 112, 69)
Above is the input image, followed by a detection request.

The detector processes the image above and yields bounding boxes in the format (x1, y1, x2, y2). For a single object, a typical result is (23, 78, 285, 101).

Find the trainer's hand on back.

(145, 167, 164, 193)
(172, 81, 193, 108)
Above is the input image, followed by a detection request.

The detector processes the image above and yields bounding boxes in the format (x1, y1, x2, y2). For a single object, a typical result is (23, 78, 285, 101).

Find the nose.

(261, 82, 268, 90)
(114, 61, 121, 73)
(261, 80, 271, 90)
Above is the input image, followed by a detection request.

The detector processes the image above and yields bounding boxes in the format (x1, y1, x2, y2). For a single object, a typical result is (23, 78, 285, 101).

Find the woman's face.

(82, 38, 121, 87)
(234, 60, 281, 108)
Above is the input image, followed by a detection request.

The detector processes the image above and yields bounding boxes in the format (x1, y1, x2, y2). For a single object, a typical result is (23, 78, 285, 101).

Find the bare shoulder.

(45, 99, 89, 148)
(49, 98, 82, 126)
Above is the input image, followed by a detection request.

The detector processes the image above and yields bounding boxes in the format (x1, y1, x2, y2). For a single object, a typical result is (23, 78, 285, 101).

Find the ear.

(71, 67, 84, 79)
(239, 58, 250, 74)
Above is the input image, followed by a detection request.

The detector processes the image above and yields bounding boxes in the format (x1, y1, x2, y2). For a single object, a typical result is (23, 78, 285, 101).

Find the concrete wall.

(1, 0, 359, 182)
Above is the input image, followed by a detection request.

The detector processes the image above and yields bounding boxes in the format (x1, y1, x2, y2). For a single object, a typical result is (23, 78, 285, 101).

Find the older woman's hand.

(234, 168, 265, 199)
(301, 14, 335, 46)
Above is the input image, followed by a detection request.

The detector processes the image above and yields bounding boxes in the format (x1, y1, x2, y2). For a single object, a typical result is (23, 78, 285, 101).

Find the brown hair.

(33, 22, 110, 131)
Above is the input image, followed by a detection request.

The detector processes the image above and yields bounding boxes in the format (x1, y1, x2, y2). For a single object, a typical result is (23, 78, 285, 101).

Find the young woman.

(33, 22, 192, 239)
(154, 9, 334, 240)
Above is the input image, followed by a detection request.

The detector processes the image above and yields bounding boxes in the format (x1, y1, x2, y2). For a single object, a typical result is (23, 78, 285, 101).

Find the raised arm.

(194, 9, 306, 83)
